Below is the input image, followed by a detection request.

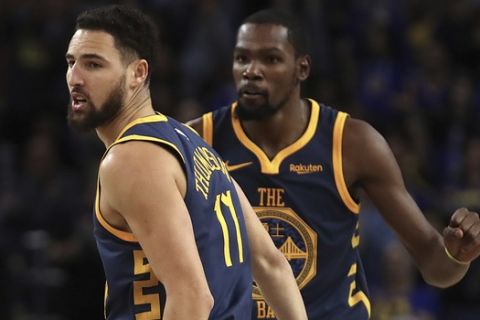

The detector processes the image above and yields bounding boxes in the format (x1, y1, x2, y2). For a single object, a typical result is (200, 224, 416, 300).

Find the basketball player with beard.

(65, 5, 307, 320)
(187, 8, 480, 320)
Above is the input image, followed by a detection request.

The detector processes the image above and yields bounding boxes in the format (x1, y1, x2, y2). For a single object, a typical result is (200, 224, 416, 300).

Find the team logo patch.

(252, 207, 317, 299)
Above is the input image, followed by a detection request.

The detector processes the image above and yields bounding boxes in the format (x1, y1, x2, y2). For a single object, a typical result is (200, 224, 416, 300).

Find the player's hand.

(443, 208, 480, 264)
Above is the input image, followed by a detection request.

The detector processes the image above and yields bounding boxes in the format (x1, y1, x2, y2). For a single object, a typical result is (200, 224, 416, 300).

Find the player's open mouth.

(71, 93, 88, 111)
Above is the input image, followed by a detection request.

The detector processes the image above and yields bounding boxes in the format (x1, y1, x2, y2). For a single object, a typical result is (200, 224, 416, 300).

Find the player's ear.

(297, 55, 311, 82)
(129, 59, 148, 88)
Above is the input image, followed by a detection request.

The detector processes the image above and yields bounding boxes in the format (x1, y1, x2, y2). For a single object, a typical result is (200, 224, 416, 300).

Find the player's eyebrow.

(65, 53, 108, 62)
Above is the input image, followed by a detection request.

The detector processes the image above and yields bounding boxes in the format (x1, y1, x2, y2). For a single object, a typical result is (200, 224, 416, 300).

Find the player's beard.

(236, 76, 298, 121)
(67, 75, 126, 133)
(237, 92, 288, 121)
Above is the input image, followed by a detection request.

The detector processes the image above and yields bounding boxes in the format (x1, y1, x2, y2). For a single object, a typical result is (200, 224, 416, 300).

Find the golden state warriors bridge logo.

(252, 207, 317, 299)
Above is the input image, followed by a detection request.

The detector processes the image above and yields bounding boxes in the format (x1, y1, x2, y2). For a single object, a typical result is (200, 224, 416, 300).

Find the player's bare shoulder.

(100, 141, 183, 193)
(101, 142, 150, 177)
(342, 116, 395, 183)
(343, 117, 386, 151)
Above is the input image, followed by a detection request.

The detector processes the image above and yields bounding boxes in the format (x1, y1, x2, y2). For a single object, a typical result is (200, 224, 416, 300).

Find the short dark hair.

(75, 5, 158, 82)
(241, 8, 309, 57)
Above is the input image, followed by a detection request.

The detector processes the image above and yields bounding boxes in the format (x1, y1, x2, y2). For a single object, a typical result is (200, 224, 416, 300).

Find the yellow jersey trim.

(202, 112, 213, 146)
(347, 263, 372, 318)
(95, 178, 138, 242)
(333, 112, 360, 214)
(104, 281, 108, 320)
(351, 222, 360, 248)
(231, 99, 320, 174)
(112, 114, 168, 146)
(95, 116, 185, 243)
(113, 135, 185, 163)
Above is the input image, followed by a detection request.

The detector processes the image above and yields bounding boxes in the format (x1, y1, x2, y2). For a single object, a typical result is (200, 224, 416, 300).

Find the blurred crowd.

(1, 0, 480, 319)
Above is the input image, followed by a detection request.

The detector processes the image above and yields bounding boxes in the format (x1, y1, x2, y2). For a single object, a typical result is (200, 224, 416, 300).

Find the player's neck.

(96, 87, 155, 147)
(241, 98, 310, 159)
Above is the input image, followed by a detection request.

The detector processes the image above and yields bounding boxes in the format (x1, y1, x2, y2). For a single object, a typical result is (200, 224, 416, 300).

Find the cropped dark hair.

(242, 8, 309, 57)
(75, 5, 158, 82)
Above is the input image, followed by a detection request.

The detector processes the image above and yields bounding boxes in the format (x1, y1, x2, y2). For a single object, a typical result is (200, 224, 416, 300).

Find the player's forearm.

(162, 289, 214, 319)
(415, 237, 469, 288)
(253, 250, 307, 320)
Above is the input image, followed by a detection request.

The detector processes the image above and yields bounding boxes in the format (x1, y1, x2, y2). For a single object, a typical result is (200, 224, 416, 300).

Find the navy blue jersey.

(94, 114, 252, 319)
(200, 100, 370, 320)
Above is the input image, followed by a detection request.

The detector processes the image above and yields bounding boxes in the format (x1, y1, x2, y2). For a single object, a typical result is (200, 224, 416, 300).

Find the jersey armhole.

(332, 112, 360, 214)
(95, 177, 138, 242)
(95, 135, 187, 242)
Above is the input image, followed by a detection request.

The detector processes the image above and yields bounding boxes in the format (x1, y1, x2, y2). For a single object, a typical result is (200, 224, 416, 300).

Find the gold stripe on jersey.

(113, 135, 185, 164)
(104, 281, 108, 319)
(332, 112, 360, 214)
(347, 263, 371, 317)
(95, 178, 138, 242)
(113, 114, 168, 146)
(202, 112, 214, 146)
(231, 99, 320, 174)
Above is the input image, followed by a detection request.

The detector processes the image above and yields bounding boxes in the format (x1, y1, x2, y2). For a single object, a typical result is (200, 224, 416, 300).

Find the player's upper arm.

(232, 180, 286, 276)
(343, 118, 438, 254)
(343, 118, 404, 192)
(99, 141, 211, 298)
